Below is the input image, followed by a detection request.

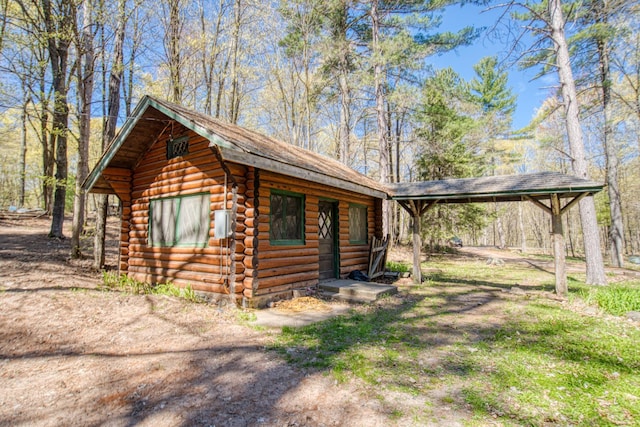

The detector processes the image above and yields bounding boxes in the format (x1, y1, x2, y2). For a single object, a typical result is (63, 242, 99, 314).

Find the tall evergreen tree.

(469, 55, 517, 249)
(415, 69, 487, 246)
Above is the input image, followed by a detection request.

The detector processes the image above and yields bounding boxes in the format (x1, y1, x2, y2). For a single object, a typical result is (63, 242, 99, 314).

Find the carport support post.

(551, 194, 568, 297)
(396, 199, 437, 284)
(412, 212, 422, 284)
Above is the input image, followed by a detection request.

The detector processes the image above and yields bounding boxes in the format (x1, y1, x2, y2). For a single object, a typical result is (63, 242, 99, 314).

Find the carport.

(387, 172, 603, 297)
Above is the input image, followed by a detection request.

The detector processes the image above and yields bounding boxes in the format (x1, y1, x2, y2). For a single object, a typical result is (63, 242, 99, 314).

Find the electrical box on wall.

(214, 209, 232, 238)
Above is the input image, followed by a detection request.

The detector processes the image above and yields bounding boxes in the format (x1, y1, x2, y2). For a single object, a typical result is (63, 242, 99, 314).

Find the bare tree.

(370, 0, 390, 237)
(506, 0, 607, 284)
(228, 0, 242, 123)
(41, 0, 76, 239)
(547, 0, 607, 284)
(163, 0, 183, 103)
(71, 0, 95, 258)
(95, 0, 126, 270)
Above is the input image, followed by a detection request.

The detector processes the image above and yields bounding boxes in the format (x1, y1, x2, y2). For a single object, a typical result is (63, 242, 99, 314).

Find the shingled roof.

(84, 96, 387, 198)
(388, 172, 603, 203)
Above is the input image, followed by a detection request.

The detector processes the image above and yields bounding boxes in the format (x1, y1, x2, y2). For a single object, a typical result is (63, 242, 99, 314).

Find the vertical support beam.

(551, 194, 567, 297)
(409, 200, 423, 284)
(412, 210, 422, 284)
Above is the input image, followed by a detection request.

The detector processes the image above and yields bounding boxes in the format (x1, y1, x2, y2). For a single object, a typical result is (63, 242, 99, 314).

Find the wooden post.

(551, 194, 567, 297)
(412, 211, 422, 284)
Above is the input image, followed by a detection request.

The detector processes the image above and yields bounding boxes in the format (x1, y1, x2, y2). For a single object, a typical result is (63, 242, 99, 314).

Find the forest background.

(0, 0, 638, 271)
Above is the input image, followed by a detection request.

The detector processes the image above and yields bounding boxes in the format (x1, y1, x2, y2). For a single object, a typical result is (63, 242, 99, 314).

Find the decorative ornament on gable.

(166, 122, 189, 160)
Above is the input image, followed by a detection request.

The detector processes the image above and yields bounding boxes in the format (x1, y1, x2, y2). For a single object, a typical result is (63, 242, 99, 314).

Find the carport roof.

(387, 172, 603, 203)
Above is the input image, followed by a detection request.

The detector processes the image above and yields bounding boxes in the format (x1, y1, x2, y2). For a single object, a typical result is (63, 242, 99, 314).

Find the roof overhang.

(83, 96, 386, 199)
(216, 145, 388, 199)
(388, 172, 603, 204)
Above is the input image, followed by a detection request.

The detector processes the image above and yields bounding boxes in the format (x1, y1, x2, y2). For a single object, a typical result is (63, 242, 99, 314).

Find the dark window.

(149, 193, 210, 247)
(270, 190, 305, 245)
(167, 136, 189, 159)
(349, 203, 367, 244)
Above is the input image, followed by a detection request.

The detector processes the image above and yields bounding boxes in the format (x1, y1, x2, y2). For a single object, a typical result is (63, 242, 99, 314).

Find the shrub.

(386, 260, 410, 273)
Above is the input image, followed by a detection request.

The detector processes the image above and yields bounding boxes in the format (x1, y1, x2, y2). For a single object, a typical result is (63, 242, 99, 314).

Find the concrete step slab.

(319, 279, 397, 303)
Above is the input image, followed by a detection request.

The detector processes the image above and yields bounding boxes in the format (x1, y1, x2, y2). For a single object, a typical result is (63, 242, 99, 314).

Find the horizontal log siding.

(256, 171, 379, 298)
(127, 125, 246, 299)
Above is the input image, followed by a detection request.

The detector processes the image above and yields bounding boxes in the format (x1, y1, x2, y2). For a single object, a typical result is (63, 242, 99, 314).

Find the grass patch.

(462, 302, 640, 425)
(101, 271, 203, 303)
(577, 282, 640, 315)
(270, 254, 640, 425)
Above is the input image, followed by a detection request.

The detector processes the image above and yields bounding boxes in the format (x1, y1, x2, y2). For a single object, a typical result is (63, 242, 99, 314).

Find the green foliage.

(414, 68, 490, 244)
(385, 260, 410, 273)
(415, 68, 482, 180)
(101, 271, 203, 303)
(578, 283, 640, 315)
(469, 56, 516, 117)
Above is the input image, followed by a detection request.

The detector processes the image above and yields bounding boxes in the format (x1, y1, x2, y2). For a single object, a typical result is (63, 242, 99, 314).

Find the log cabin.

(84, 96, 388, 307)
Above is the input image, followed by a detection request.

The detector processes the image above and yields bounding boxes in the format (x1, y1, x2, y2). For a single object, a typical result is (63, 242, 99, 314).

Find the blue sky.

(429, 3, 554, 130)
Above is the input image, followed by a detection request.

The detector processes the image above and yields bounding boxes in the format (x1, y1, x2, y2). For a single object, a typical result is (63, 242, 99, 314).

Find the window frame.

(269, 189, 305, 246)
(348, 203, 368, 244)
(148, 192, 211, 248)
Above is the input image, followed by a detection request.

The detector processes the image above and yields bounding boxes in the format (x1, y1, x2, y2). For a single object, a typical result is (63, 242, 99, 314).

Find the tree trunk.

(166, 0, 182, 103)
(19, 96, 28, 207)
(39, 77, 53, 213)
(43, 0, 72, 239)
(72, 0, 94, 258)
(548, 0, 607, 284)
(371, 0, 390, 237)
(596, 26, 625, 267)
(332, 0, 350, 163)
(95, 0, 125, 270)
(228, 0, 241, 123)
(201, 0, 225, 116)
(124, 6, 140, 118)
(495, 203, 506, 249)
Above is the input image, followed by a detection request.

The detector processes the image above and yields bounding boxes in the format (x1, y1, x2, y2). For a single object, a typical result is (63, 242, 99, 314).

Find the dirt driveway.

(1, 217, 419, 426)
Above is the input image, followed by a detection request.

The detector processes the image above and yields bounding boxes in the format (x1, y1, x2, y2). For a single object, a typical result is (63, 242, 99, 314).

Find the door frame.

(318, 198, 339, 280)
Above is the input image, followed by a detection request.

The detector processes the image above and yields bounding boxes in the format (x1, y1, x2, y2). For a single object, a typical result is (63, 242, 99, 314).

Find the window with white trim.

(149, 193, 210, 247)
(349, 203, 368, 244)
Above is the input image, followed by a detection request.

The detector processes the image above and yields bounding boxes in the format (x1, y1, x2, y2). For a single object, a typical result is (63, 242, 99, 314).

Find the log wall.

(254, 170, 380, 302)
(102, 123, 382, 306)
(125, 124, 247, 300)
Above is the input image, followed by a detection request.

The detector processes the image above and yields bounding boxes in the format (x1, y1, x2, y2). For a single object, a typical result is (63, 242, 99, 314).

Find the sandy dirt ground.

(2, 216, 427, 427)
(3, 216, 624, 426)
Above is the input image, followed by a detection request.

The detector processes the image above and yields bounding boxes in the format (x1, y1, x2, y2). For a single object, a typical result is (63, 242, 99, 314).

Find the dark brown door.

(318, 201, 337, 280)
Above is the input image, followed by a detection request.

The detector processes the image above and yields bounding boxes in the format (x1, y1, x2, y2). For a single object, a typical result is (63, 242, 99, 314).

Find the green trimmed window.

(149, 193, 210, 247)
(270, 190, 305, 245)
(349, 203, 368, 244)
